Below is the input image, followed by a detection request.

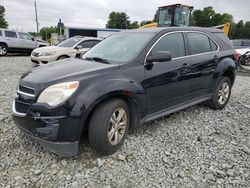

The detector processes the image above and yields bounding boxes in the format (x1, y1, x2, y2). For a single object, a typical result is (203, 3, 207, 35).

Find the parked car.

(31, 36, 102, 65)
(231, 39, 250, 66)
(0, 28, 49, 56)
(12, 27, 237, 156)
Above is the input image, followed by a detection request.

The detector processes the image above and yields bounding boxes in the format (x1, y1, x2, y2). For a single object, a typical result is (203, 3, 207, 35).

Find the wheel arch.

(0, 42, 8, 47)
(57, 55, 70, 60)
(79, 91, 141, 136)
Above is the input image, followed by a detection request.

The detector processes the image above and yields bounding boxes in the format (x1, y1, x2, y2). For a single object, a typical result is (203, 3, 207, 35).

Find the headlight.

(39, 51, 56, 56)
(37, 81, 79, 106)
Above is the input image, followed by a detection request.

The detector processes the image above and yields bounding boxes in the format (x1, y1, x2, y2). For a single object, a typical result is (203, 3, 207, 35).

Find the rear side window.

(214, 32, 233, 48)
(5, 31, 17, 38)
(151, 32, 185, 58)
(0, 30, 2, 36)
(186, 32, 211, 55)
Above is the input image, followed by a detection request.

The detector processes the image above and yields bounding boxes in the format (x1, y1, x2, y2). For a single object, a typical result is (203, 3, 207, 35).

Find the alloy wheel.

(0, 46, 7, 55)
(108, 107, 127, 145)
(218, 82, 230, 105)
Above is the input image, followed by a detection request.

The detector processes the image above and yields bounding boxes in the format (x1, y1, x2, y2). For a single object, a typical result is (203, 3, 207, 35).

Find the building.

(64, 26, 121, 39)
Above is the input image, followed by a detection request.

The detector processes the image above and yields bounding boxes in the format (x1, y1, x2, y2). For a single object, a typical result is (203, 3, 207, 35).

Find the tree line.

(0, 4, 249, 40)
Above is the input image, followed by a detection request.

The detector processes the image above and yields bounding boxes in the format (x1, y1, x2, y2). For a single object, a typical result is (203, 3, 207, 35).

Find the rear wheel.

(0, 44, 8, 56)
(206, 77, 232, 109)
(88, 99, 130, 154)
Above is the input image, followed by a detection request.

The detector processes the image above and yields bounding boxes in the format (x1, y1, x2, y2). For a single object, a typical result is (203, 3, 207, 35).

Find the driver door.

(144, 32, 194, 114)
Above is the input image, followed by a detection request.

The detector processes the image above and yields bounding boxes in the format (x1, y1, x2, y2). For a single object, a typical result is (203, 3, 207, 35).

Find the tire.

(57, 55, 69, 60)
(88, 99, 130, 154)
(206, 77, 232, 110)
(0, 44, 8, 56)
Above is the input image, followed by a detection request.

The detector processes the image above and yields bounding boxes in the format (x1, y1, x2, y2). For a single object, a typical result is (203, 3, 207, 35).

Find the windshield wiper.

(84, 57, 110, 64)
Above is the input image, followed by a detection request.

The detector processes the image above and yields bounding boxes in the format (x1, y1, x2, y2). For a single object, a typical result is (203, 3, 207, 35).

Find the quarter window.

(186, 33, 211, 55)
(5, 31, 17, 38)
(210, 39, 218, 51)
(0, 30, 2, 36)
(151, 33, 185, 58)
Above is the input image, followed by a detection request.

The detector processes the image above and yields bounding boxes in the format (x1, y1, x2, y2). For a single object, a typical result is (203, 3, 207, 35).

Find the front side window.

(186, 32, 212, 55)
(151, 32, 185, 58)
(5, 31, 17, 38)
(0, 30, 2, 36)
(82, 33, 153, 64)
(19, 32, 33, 40)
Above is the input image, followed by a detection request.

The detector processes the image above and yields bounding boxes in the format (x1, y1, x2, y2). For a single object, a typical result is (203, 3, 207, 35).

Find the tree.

(39, 26, 58, 41)
(0, 5, 8, 28)
(192, 7, 233, 27)
(106, 12, 130, 29)
(128, 21, 139, 29)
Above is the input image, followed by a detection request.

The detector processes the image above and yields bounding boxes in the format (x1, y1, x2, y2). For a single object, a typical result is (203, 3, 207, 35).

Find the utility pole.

(34, 1, 39, 33)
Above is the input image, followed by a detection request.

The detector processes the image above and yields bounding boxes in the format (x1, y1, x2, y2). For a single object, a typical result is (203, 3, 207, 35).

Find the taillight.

(234, 51, 239, 62)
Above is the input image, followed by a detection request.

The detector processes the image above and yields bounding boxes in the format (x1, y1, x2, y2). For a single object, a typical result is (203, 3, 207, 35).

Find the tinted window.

(79, 41, 94, 48)
(151, 33, 185, 58)
(0, 30, 2, 36)
(5, 31, 17, 38)
(187, 33, 211, 55)
(210, 39, 218, 51)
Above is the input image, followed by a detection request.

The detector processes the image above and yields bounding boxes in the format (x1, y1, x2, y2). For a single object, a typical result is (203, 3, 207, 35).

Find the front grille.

(32, 52, 40, 57)
(18, 85, 35, 96)
(15, 101, 30, 114)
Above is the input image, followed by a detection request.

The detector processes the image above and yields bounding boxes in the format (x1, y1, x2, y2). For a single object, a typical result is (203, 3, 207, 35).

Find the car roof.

(120, 27, 223, 34)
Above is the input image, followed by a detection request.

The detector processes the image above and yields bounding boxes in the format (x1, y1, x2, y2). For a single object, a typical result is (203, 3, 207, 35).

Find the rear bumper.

(17, 124, 79, 157)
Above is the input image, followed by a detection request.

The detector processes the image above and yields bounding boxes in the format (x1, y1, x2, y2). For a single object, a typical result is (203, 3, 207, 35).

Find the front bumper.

(31, 55, 57, 65)
(12, 101, 82, 157)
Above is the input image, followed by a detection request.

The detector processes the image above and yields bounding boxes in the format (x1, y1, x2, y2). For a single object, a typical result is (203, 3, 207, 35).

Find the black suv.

(12, 27, 237, 156)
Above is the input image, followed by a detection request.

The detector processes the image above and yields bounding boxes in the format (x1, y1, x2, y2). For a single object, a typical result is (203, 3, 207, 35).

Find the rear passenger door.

(4, 30, 20, 48)
(185, 32, 219, 97)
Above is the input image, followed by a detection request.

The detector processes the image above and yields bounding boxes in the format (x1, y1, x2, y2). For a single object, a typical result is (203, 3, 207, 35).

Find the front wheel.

(88, 99, 130, 154)
(206, 77, 232, 109)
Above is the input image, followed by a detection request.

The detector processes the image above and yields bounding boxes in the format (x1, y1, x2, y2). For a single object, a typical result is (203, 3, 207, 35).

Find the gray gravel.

(0, 56, 249, 188)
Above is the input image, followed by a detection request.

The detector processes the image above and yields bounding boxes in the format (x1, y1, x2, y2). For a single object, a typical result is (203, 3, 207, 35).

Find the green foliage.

(140, 20, 153, 27)
(0, 5, 8, 28)
(229, 20, 250, 39)
(106, 12, 130, 29)
(39, 26, 58, 41)
(128, 21, 139, 29)
(192, 7, 233, 27)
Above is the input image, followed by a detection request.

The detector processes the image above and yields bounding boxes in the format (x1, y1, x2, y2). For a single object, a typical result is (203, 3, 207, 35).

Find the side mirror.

(146, 51, 172, 64)
(76, 45, 83, 50)
(32, 37, 35, 41)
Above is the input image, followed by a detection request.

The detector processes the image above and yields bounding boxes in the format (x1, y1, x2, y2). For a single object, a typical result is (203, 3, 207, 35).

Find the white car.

(31, 37, 102, 65)
(0, 28, 49, 56)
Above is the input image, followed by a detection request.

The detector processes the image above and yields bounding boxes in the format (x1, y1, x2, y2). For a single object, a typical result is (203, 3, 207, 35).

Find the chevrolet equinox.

(12, 27, 237, 156)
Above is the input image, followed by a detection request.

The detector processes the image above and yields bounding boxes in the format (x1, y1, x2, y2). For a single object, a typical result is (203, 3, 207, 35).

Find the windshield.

(58, 38, 82, 47)
(82, 33, 153, 64)
(158, 6, 191, 26)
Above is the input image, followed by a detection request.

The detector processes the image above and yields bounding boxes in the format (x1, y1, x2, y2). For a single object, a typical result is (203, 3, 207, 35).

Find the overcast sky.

(0, 0, 249, 32)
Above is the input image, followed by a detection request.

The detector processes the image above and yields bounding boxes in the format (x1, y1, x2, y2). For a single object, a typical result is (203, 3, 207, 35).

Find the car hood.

(33, 46, 69, 53)
(20, 58, 120, 87)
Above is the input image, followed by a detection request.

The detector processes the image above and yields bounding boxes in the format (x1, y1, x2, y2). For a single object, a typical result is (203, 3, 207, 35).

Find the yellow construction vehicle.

(141, 4, 230, 36)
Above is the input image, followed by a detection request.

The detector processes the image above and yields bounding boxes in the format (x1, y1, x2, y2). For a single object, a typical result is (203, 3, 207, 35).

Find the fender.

(212, 57, 236, 91)
(70, 77, 147, 131)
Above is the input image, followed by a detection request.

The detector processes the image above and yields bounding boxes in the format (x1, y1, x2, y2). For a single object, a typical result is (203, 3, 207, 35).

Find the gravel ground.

(0, 56, 249, 188)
